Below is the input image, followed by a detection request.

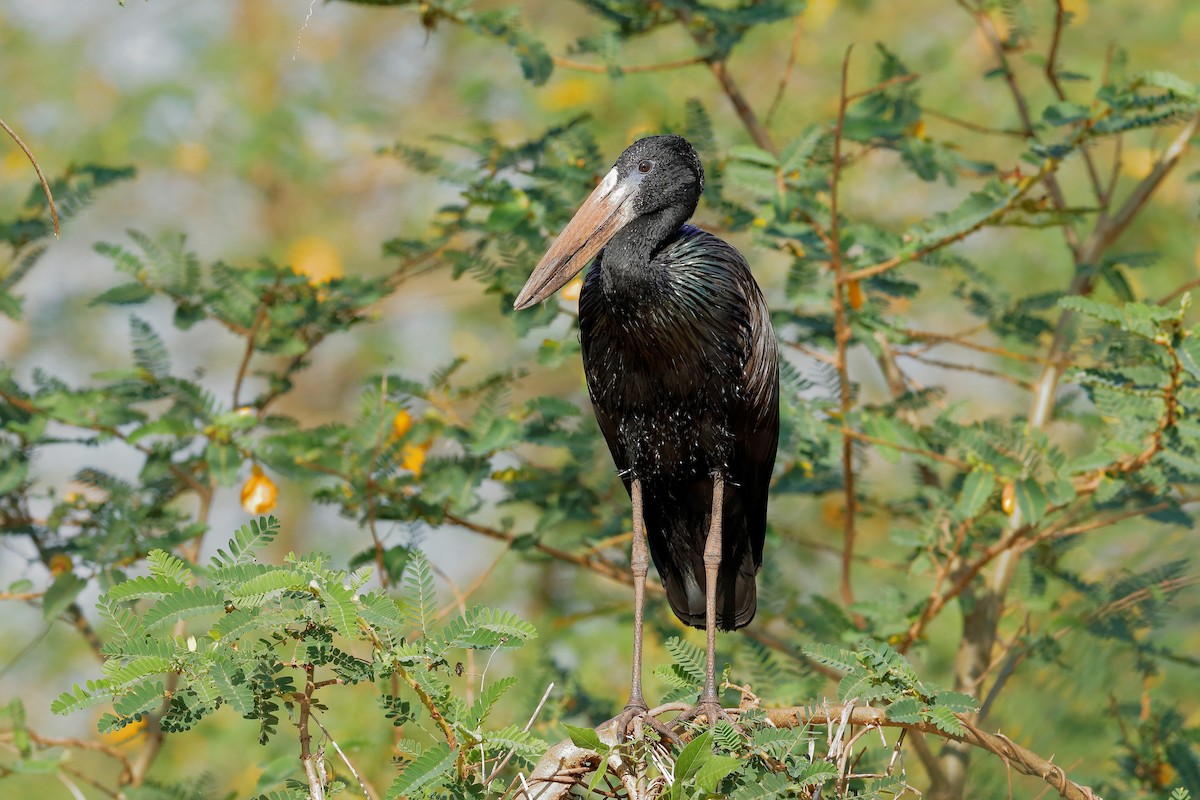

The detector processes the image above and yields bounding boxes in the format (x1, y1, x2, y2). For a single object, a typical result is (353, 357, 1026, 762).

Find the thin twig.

(902, 329, 1055, 365)
(434, 542, 511, 621)
(897, 352, 1034, 390)
(829, 46, 859, 618)
(551, 55, 706, 75)
(672, 6, 777, 155)
(486, 682, 555, 783)
(1045, 0, 1106, 206)
(0, 117, 59, 237)
(845, 72, 919, 103)
(919, 106, 1025, 138)
(766, 15, 804, 126)
(232, 302, 270, 409)
(310, 712, 381, 800)
(840, 428, 969, 470)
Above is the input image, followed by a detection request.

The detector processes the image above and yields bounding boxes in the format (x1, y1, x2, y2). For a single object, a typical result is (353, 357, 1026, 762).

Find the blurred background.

(2, 0, 1198, 796)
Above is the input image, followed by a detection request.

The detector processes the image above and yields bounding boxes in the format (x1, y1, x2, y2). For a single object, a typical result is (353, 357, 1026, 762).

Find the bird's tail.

(661, 542, 758, 631)
(642, 476, 761, 631)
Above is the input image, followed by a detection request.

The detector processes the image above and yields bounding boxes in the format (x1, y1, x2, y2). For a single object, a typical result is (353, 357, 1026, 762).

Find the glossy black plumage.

(579, 222, 779, 630)
(514, 134, 781, 730)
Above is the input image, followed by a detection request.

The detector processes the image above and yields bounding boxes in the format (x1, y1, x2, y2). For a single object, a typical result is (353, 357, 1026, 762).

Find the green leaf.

(205, 443, 242, 486)
(671, 729, 713, 800)
(693, 753, 742, 794)
(927, 704, 967, 736)
(402, 550, 436, 639)
(1138, 70, 1198, 100)
(0, 457, 27, 495)
(729, 145, 779, 167)
(1042, 101, 1091, 126)
(90, 281, 154, 306)
(956, 469, 995, 520)
(129, 315, 171, 379)
(802, 643, 856, 674)
(565, 724, 604, 751)
(665, 636, 707, 684)
(51, 680, 117, 715)
(935, 691, 979, 713)
(386, 742, 454, 799)
(42, 571, 86, 622)
(212, 516, 281, 568)
(467, 676, 518, 728)
(1014, 478, 1049, 525)
(322, 581, 361, 640)
(141, 586, 226, 630)
(886, 696, 922, 724)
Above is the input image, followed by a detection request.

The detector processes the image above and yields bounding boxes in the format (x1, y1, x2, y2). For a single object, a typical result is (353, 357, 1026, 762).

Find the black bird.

(514, 135, 779, 734)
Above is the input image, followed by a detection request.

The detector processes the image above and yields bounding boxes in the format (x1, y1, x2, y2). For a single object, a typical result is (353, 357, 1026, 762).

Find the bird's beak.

(514, 168, 635, 310)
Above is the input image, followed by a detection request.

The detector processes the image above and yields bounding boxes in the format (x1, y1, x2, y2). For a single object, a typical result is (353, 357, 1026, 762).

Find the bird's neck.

(599, 205, 691, 303)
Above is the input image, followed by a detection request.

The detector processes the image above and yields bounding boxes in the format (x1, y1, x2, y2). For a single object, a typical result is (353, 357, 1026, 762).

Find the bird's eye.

(637, 160, 654, 174)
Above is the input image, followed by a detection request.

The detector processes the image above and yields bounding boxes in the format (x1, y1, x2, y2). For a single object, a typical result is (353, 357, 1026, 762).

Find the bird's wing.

(577, 257, 635, 496)
(667, 227, 780, 569)
(735, 274, 781, 569)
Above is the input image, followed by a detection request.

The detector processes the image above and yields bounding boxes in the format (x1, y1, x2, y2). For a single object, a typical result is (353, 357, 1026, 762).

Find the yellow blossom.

(100, 715, 148, 747)
(48, 553, 73, 576)
(847, 280, 864, 311)
(241, 465, 278, 514)
(391, 409, 413, 440)
(287, 235, 343, 285)
(561, 277, 583, 303)
(1001, 481, 1016, 515)
(402, 442, 430, 477)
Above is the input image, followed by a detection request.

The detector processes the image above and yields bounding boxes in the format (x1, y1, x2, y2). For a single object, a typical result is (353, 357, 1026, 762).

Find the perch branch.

(523, 706, 1099, 800)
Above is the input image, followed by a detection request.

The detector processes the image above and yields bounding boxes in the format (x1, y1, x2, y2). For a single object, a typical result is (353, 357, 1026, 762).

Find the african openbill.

(514, 134, 780, 736)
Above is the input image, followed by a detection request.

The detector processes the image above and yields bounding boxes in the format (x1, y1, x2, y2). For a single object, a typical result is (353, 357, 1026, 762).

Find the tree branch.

(523, 705, 1100, 800)
(829, 46, 861, 619)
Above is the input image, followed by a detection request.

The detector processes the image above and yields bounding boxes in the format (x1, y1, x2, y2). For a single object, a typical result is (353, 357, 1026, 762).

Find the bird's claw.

(610, 703, 682, 746)
(675, 701, 743, 733)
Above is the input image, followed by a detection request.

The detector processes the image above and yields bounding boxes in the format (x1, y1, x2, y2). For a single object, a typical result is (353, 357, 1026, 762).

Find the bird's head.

(513, 134, 704, 310)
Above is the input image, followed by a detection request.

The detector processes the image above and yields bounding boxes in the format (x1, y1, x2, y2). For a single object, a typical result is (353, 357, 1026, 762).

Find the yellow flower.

(541, 78, 596, 111)
(241, 465, 278, 514)
(820, 497, 845, 528)
(806, 0, 838, 29)
(561, 277, 583, 303)
(401, 442, 430, 477)
(287, 235, 343, 285)
(391, 409, 413, 440)
(1000, 481, 1016, 515)
(48, 553, 73, 576)
(100, 715, 148, 747)
(847, 280, 864, 311)
(1121, 148, 1156, 180)
(1062, 0, 1089, 24)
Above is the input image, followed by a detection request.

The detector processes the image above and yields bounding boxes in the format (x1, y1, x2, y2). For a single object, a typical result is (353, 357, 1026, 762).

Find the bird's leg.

(676, 473, 739, 730)
(612, 479, 679, 745)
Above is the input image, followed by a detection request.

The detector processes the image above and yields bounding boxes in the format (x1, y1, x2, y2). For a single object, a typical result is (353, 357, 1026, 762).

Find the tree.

(1, 1, 1198, 798)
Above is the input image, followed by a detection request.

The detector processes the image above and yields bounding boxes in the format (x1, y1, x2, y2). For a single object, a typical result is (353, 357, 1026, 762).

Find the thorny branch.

(522, 704, 1100, 800)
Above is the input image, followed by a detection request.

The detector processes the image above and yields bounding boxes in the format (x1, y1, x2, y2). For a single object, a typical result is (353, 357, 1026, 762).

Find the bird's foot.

(675, 700, 742, 733)
(609, 701, 682, 746)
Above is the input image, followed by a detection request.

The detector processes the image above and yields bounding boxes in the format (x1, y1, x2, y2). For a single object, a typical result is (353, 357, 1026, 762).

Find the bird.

(513, 134, 780, 737)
